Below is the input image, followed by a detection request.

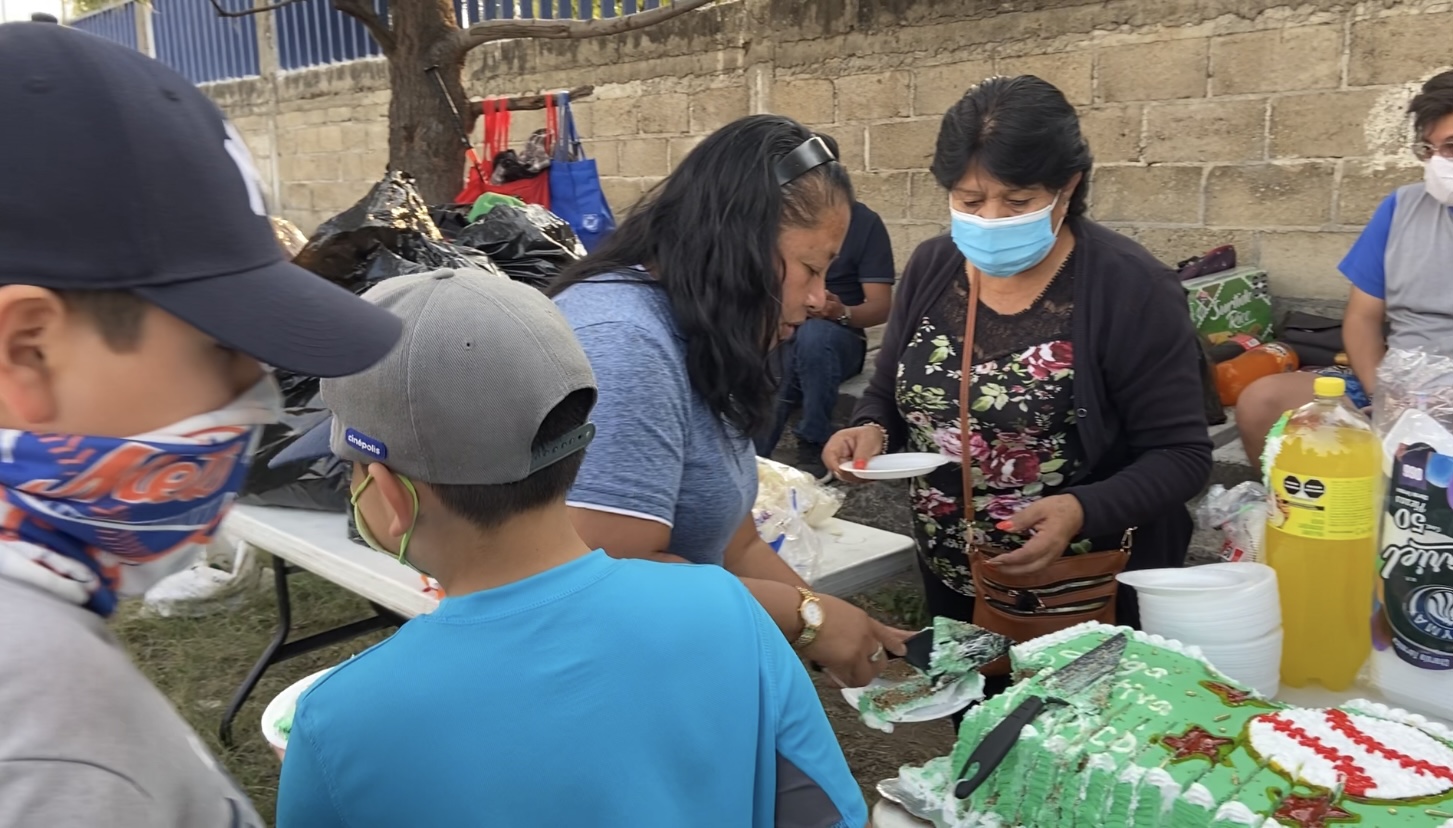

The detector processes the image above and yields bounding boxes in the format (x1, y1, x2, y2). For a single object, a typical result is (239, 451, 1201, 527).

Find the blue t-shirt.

(1339, 194, 1398, 299)
(553, 277, 757, 565)
(276, 552, 866, 828)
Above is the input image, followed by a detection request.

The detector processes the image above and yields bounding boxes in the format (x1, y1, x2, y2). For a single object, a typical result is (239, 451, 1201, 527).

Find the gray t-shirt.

(554, 276, 758, 565)
(1385, 182, 1453, 353)
(0, 570, 263, 828)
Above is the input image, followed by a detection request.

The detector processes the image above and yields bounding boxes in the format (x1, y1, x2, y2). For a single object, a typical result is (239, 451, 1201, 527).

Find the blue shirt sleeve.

(275, 696, 347, 828)
(757, 608, 869, 828)
(567, 321, 688, 526)
(1338, 193, 1396, 300)
(856, 211, 896, 286)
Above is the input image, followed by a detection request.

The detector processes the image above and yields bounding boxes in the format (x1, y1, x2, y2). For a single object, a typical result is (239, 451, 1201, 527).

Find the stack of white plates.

(1118, 563, 1282, 697)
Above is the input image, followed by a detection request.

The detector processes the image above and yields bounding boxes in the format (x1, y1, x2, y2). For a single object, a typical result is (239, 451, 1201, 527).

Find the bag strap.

(958, 259, 1136, 557)
(484, 97, 511, 158)
(958, 262, 982, 538)
(554, 91, 583, 162)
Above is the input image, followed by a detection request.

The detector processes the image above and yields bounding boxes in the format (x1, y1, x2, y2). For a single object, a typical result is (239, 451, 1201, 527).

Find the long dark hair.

(550, 115, 853, 435)
(931, 75, 1093, 217)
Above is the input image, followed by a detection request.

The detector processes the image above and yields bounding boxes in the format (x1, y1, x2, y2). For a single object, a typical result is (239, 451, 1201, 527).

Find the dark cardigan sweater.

(852, 217, 1214, 573)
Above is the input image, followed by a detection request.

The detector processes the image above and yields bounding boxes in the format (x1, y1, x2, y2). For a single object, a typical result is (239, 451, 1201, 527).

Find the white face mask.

(1425, 156, 1453, 206)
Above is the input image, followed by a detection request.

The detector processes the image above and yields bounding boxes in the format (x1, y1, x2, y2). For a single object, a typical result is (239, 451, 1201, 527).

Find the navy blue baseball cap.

(0, 23, 401, 378)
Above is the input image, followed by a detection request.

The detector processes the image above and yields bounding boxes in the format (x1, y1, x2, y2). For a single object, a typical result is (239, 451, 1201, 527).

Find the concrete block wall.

(212, 0, 1453, 301)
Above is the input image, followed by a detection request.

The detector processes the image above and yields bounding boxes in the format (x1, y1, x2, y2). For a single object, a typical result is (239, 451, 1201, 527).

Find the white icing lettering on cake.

(1143, 666, 1169, 679)
(1110, 731, 1139, 753)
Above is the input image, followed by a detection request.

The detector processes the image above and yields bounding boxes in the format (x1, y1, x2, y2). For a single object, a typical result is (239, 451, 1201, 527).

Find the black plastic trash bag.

(293, 171, 505, 290)
(239, 385, 351, 512)
(455, 203, 582, 289)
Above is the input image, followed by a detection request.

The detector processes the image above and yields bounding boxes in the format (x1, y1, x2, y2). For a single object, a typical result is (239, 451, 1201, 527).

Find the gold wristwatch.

(792, 587, 825, 650)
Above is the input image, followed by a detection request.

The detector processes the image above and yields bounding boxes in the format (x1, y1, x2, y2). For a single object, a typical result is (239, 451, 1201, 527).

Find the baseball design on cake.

(1246, 708, 1453, 800)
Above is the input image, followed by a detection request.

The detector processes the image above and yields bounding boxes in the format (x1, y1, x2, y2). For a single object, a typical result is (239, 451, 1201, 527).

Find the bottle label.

(1269, 470, 1375, 540)
(1379, 444, 1453, 670)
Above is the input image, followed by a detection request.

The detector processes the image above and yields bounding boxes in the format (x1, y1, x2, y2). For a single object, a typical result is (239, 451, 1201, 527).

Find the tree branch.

(208, 0, 305, 17)
(470, 85, 595, 116)
(331, 0, 396, 55)
(455, 0, 717, 52)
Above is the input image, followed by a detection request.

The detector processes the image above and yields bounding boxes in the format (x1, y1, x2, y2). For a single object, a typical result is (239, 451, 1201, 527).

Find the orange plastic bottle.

(1215, 342, 1299, 406)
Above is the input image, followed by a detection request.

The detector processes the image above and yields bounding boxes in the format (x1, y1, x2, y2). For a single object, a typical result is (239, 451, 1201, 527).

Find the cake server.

(952, 632, 1128, 799)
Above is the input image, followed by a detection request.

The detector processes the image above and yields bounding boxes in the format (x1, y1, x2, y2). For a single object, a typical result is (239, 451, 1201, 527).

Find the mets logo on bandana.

(345, 429, 387, 460)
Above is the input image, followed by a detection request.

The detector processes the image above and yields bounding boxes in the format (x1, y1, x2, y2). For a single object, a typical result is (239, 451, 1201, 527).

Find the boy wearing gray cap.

(273, 269, 867, 828)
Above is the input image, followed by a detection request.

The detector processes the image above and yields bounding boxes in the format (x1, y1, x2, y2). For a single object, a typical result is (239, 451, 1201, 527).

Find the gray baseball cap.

(271, 269, 597, 484)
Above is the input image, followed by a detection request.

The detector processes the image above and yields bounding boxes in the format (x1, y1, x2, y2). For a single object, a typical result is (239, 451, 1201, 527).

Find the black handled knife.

(953, 632, 1128, 799)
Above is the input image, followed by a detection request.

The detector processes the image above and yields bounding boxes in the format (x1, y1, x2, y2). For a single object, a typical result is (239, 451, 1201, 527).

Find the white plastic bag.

(1195, 481, 1269, 563)
(753, 458, 844, 582)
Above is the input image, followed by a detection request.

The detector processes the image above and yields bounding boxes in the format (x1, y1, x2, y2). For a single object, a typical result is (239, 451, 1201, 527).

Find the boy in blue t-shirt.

(272, 269, 866, 828)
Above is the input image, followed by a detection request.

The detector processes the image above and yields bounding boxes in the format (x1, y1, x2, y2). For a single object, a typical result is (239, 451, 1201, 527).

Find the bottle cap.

(1313, 376, 1346, 398)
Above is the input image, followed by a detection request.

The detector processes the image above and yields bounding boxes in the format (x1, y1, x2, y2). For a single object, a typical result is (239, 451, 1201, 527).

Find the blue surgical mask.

(950, 194, 1064, 278)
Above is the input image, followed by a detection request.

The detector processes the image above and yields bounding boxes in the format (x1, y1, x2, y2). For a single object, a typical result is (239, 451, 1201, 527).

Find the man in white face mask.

(1238, 71, 1453, 464)
(0, 24, 401, 828)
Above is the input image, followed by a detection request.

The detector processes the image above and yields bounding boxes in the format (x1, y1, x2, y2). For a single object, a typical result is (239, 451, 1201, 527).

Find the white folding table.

(216, 503, 916, 745)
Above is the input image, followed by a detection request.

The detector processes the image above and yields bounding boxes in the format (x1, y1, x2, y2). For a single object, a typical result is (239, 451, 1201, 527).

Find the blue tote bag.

(548, 93, 616, 251)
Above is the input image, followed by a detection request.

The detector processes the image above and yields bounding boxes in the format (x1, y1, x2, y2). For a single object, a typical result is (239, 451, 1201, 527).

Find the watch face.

(802, 600, 825, 627)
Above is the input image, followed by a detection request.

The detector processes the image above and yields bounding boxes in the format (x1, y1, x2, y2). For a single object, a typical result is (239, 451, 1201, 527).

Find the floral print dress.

(896, 255, 1087, 596)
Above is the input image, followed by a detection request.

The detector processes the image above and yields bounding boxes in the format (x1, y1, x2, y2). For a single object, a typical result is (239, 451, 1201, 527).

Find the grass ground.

(111, 475, 954, 824)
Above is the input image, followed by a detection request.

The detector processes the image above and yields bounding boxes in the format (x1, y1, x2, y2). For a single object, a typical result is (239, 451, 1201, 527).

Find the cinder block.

(1144, 99, 1267, 163)
(1079, 104, 1143, 164)
(1206, 163, 1335, 227)
(1091, 165, 1205, 224)
(1269, 90, 1382, 159)
(1210, 26, 1343, 95)
(912, 60, 995, 117)
(1098, 39, 1210, 102)
(836, 71, 913, 120)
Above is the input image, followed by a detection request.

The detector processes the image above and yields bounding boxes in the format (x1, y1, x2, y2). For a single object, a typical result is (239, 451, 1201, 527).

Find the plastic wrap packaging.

(271, 216, 308, 257)
(1195, 482, 1268, 563)
(753, 458, 844, 583)
(1369, 347, 1453, 722)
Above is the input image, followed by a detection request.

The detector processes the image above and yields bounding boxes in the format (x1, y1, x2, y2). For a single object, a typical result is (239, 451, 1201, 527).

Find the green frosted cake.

(889, 622, 1453, 828)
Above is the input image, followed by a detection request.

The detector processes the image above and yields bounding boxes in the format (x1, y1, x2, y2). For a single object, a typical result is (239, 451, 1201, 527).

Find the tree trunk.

(385, 1, 470, 204)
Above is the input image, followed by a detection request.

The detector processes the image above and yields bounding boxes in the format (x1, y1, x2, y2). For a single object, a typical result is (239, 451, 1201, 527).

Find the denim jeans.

(756, 318, 867, 455)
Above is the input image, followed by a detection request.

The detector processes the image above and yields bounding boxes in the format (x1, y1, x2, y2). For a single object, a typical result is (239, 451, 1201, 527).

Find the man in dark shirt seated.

(757, 133, 895, 478)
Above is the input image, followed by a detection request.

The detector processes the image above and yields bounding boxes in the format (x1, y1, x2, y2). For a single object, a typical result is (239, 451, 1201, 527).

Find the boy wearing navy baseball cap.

(271, 269, 867, 828)
(0, 23, 400, 827)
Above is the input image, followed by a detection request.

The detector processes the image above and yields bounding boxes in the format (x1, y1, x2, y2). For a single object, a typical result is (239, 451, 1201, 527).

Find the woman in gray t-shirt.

(550, 115, 912, 688)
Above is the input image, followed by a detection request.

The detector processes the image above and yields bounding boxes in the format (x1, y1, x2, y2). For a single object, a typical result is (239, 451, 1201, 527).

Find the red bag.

(454, 98, 551, 208)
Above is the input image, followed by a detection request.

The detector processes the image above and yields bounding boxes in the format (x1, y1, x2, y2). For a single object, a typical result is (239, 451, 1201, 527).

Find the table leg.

(219, 555, 408, 747)
(220, 556, 294, 747)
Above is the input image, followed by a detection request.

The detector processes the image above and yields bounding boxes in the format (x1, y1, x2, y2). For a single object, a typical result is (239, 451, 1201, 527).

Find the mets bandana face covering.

(0, 376, 281, 615)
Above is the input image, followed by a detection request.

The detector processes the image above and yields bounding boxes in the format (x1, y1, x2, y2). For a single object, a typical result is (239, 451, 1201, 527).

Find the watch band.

(792, 587, 822, 651)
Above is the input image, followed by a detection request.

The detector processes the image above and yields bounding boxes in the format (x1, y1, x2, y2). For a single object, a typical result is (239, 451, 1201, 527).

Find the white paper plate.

(261, 668, 333, 754)
(841, 671, 985, 728)
(849, 453, 953, 481)
(1117, 563, 1272, 595)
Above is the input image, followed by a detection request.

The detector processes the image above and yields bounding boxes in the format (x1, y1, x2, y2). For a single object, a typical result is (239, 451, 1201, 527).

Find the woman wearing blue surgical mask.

(825, 75, 1212, 639)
